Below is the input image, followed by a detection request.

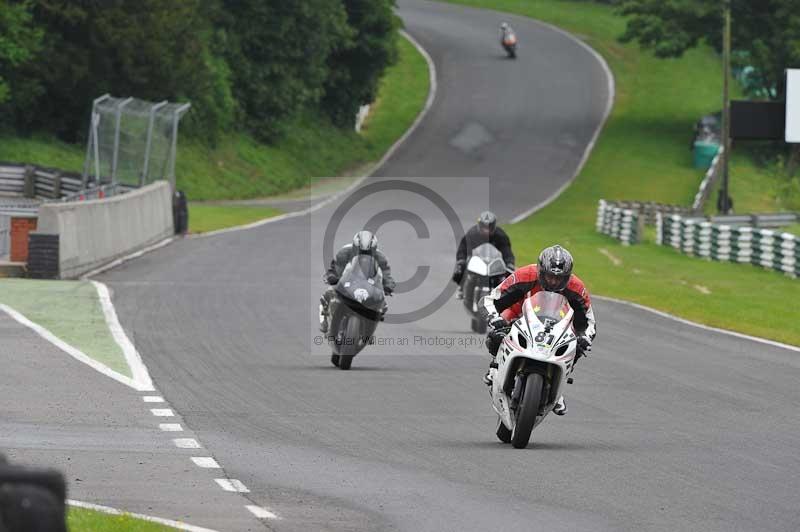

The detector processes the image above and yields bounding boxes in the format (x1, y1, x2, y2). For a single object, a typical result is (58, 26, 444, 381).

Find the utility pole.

(718, 0, 732, 213)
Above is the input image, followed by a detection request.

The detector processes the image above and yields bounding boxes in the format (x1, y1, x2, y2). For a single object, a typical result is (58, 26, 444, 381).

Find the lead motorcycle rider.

(480, 245, 596, 416)
(319, 230, 395, 334)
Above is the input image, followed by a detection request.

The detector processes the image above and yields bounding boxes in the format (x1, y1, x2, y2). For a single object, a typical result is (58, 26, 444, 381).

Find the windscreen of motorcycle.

(522, 292, 572, 330)
(468, 243, 506, 277)
(336, 255, 385, 312)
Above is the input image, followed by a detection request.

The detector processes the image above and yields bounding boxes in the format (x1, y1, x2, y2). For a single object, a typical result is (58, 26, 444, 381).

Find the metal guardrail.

(657, 212, 799, 278)
(0, 163, 85, 200)
(596, 200, 643, 245)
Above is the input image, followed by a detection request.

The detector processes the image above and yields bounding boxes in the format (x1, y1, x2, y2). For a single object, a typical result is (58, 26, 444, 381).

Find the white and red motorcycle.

(488, 291, 579, 448)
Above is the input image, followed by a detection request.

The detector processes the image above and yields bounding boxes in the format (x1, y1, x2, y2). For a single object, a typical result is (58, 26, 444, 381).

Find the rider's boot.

(553, 395, 567, 416)
(319, 297, 329, 334)
(483, 360, 498, 385)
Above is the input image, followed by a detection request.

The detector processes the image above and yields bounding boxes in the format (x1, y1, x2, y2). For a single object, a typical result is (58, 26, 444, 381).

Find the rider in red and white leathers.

(480, 245, 596, 415)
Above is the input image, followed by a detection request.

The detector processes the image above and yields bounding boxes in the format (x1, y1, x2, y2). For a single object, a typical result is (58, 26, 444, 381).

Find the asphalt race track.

(96, 1, 800, 531)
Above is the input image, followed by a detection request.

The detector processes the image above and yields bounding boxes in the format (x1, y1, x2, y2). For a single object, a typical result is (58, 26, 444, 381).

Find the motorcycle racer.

(481, 245, 596, 415)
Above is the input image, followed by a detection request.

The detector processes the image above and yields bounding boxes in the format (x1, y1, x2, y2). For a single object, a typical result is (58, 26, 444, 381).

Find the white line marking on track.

(509, 20, 615, 224)
(215, 479, 250, 493)
(173, 438, 201, 449)
(595, 295, 800, 352)
(191, 457, 220, 468)
(159, 423, 183, 432)
(190, 29, 438, 240)
(0, 304, 146, 391)
(245, 505, 279, 520)
(151, 408, 174, 417)
(67, 499, 219, 532)
(142, 395, 164, 403)
(91, 281, 155, 391)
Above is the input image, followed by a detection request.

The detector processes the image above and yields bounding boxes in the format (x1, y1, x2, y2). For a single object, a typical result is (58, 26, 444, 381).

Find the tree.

(619, 0, 800, 100)
(0, 0, 41, 106)
(322, 0, 399, 128)
(6, 0, 233, 141)
(221, 0, 352, 141)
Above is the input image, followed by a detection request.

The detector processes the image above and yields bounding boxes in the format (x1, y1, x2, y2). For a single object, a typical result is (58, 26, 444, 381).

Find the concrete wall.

(37, 181, 173, 278)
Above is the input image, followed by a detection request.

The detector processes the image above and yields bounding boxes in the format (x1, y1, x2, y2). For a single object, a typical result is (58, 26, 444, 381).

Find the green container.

(693, 141, 720, 169)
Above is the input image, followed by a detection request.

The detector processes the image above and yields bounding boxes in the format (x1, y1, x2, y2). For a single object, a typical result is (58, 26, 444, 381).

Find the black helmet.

(353, 230, 378, 255)
(538, 245, 573, 292)
(477, 211, 497, 236)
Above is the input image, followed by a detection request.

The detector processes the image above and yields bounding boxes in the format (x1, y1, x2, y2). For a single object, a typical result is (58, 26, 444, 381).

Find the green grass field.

(68, 506, 174, 531)
(0, 279, 130, 376)
(443, 0, 800, 345)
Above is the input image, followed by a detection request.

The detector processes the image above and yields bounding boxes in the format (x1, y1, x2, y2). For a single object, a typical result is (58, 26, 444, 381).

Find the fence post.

(110, 97, 133, 185)
(82, 94, 110, 188)
(23, 165, 36, 198)
(167, 103, 191, 191)
(141, 101, 168, 186)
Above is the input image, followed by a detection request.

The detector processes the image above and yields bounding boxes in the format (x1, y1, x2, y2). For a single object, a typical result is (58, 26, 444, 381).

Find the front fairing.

(335, 255, 385, 312)
(491, 294, 578, 427)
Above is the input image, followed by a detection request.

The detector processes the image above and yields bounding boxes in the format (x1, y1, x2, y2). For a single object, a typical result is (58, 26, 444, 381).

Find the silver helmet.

(353, 230, 378, 255)
(538, 245, 573, 292)
(478, 211, 497, 236)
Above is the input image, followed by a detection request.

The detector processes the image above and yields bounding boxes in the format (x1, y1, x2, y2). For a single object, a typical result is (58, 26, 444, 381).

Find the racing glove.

(325, 272, 340, 285)
(489, 315, 509, 330)
(452, 260, 466, 284)
(577, 335, 592, 357)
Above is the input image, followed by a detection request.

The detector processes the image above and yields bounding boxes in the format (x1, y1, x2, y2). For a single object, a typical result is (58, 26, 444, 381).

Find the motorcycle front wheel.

(511, 373, 543, 449)
(338, 354, 354, 370)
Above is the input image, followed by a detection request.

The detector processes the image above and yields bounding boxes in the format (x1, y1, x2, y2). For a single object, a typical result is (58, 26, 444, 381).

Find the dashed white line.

(142, 395, 165, 403)
(151, 408, 174, 417)
(245, 505, 279, 520)
(173, 438, 201, 449)
(159, 423, 183, 432)
(191, 457, 220, 469)
(215, 479, 250, 493)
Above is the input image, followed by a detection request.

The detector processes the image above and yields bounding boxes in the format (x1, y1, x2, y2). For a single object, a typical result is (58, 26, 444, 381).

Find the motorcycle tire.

(338, 354, 354, 370)
(496, 417, 512, 444)
(511, 373, 543, 449)
(331, 353, 340, 367)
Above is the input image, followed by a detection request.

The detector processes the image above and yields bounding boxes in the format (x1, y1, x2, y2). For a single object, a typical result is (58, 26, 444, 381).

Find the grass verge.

(189, 203, 283, 233)
(68, 506, 174, 531)
(442, 0, 800, 345)
(0, 279, 130, 376)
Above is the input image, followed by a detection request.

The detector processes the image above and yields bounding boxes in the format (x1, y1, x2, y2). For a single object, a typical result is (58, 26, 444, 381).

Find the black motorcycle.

(328, 255, 386, 370)
(461, 243, 509, 333)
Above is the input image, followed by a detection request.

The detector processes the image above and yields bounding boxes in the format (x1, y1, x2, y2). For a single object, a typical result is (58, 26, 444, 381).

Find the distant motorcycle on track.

(327, 255, 386, 370)
(501, 31, 518, 58)
(488, 291, 580, 448)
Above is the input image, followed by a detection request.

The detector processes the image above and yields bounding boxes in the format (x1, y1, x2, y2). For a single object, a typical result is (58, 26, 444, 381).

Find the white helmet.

(500, 22, 509, 30)
(353, 230, 378, 255)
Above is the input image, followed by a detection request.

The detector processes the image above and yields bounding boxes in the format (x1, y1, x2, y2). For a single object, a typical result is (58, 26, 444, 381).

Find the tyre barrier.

(596, 200, 642, 245)
(656, 212, 799, 278)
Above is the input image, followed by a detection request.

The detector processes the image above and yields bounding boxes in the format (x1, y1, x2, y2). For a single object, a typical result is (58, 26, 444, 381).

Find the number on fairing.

(534, 332, 554, 345)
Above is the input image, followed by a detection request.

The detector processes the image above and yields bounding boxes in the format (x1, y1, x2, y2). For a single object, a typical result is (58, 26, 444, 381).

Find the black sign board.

(730, 100, 785, 140)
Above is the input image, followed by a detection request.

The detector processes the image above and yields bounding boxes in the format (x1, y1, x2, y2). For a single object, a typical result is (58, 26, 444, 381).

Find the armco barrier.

(596, 200, 643, 245)
(657, 212, 799, 278)
(36, 181, 174, 278)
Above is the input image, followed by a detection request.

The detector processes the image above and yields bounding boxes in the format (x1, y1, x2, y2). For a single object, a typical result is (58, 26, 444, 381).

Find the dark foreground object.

(0, 455, 67, 532)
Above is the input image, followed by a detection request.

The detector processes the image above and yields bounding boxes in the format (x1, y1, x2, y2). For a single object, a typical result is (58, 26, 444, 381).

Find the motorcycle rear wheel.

(511, 373, 543, 449)
(470, 317, 487, 334)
